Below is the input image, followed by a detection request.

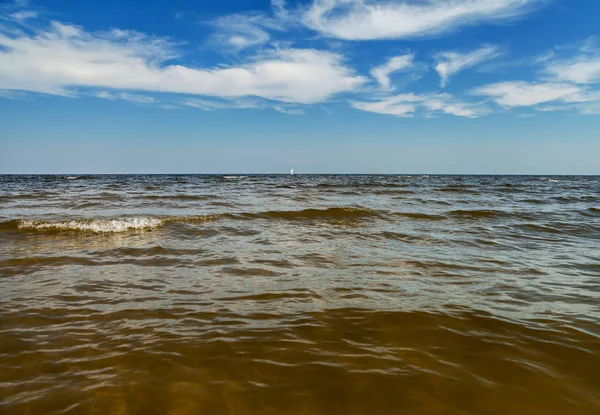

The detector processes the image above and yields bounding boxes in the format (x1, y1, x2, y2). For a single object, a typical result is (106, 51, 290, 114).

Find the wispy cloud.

(9, 10, 37, 22)
(434, 46, 501, 87)
(210, 13, 278, 51)
(182, 98, 262, 111)
(351, 93, 485, 118)
(472, 81, 585, 107)
(0, 21, 366, 104)
(370, 54, 415, 90)
(273, 105, 305, 115)
(95, 91, 155, 104)
(544, 53, 600, 84)
(271, 0, 288, 19)
(0, 88, 29, 99)
(209, 0, 293, 51)
(183, 97, 304, 114)
(303, 0, 544, 40)
(578, 101, 600, 115)
(472, 40, 600, 113)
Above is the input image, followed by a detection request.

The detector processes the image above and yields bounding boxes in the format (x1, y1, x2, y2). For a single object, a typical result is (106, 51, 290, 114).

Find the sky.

(0, 0, 599, 174)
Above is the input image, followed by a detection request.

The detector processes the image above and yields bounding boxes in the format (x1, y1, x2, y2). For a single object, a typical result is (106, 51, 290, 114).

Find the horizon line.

(1, 173, 599, 176)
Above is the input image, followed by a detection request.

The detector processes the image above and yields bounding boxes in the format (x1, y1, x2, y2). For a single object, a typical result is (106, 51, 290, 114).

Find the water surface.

(1, 175, 599, 414)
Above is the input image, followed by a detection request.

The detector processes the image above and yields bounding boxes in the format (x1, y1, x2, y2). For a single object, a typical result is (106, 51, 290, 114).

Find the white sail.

(290, 168, 294, 175)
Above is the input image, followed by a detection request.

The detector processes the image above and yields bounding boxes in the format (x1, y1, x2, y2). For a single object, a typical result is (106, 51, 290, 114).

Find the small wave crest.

(0, 207, 378, 234)
(2, 215, 222, 234)
(18, 217, 165, 233)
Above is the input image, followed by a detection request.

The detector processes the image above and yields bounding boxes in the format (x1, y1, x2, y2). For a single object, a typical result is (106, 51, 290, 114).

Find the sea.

(1, 174, 599, 414)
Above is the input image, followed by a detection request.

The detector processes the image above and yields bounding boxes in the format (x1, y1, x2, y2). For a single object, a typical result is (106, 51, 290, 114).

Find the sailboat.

(290, 168, 294, 175)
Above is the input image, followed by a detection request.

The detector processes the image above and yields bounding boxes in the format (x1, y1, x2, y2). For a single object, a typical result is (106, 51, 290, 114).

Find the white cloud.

(211, 14, 276, 50)
(351, 93, 484, 118)
(578, 102, 600, 115)
(273, 105, 305, 115)
(352, 94, 418, 117)
(95, 91, 155, 103)
(183, 97, 304, 115)
(434, 46, 501, 87)
(0, 88, 28, 99)
(0, 21, 365, 104)
(422, 94, 486, 117)
(9, 10, 37, 22)
(471, 81, 585, 107)
(532, 38, 600, 85)
(183, 98, 262, 111)
(210, 1, 294, 51)
(271, 0, 288, 18)
(471, 41, 600, 114)
(303, 0, 542, 40)
(370, 54, 415, 90)
(183, 98, 228, 111)
(545, 54, 600, 84)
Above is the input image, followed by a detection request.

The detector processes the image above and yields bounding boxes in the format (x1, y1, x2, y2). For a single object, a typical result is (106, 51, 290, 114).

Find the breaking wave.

(17, 217, 165, 233)
(0, 215, 221, 234)
(0, 207, 378, 233)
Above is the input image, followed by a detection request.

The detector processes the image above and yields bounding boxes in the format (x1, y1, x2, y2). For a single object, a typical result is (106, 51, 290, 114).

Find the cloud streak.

(303, 0, 543, 40)
(370, 54, 415, 90)
(352, 93, 485, 118)
(434, 46, 501, 87)
(544, 54, 600, 85)
(210, 14, 273, 50)
(472, 81, 584, 107)
(95, 91, 156, 104)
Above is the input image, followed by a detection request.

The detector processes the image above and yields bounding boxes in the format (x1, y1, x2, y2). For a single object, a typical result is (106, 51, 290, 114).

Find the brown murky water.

(1, 175, 599, 414)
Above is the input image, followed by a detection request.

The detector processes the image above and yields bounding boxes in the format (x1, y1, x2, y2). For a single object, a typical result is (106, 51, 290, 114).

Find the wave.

(139, 195, 216, 201)
(0, 207, 377, 234)
(395, 212, 447, 221)
(438, 186, 481, 194)
(586, 207, 600, 216)
(0, 215, 221, 234)
(17, 217, 165, 233)
(240, 207, 379, 221)
(447, 209, 529, 220)
(517, 223, 563, 235)
(2, 205, 548, 235)
(0, 193, 53, 201)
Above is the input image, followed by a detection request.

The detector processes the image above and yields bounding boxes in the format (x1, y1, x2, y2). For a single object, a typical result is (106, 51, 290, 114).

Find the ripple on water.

(1, 175, 599, 414)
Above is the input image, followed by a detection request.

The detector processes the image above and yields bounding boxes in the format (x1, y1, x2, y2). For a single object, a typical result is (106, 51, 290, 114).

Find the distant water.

(1, 174, 599, 414)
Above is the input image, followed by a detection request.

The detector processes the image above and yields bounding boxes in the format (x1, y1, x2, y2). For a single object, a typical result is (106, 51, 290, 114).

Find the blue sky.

(1, 0, 599, 174)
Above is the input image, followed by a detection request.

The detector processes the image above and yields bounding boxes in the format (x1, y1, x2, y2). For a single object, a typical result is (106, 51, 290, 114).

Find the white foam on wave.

(18, 217, 164, 233)
(223, 176, 248, 179)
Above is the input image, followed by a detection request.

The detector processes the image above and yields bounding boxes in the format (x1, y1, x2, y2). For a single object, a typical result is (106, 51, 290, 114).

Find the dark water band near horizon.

(1, 174, 599, 414)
